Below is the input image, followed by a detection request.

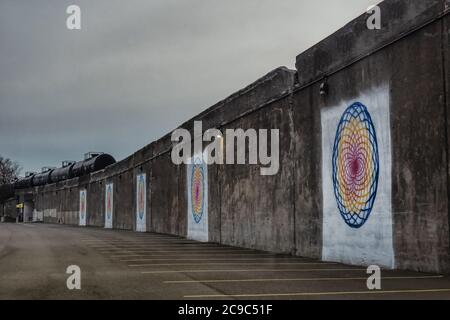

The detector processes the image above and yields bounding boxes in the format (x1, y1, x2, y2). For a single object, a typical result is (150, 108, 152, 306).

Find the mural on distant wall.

(136, 173, 146, 232)
(192, 163, 205, 223)
(187, 153, 208, 242)
(79, 189, 87, 226)
(332, 102, 379, 228)
(105, 183, 113, 229)
(321, 86, 394, 268)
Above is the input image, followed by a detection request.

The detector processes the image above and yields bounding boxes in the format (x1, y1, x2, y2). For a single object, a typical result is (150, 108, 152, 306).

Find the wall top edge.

(295, 0, 447, 87)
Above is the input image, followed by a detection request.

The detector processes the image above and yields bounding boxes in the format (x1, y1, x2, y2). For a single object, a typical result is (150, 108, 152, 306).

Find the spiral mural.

(135, 174, 147, 232)
(191, 162, 205, 224)
(187, 155, 208, 241)
(137, 175, 145, 220)
(106, 184, 112, 220)
(80, 191, 86, 220)
(79, 189, 87, 226)
(332, 102, 379, 228)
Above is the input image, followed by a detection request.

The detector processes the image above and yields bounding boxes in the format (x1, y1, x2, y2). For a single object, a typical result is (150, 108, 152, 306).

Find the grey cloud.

(0, 0, 376, 173)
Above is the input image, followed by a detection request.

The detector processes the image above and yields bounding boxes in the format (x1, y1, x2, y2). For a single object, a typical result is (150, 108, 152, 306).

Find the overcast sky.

(0, 0, 376, 174)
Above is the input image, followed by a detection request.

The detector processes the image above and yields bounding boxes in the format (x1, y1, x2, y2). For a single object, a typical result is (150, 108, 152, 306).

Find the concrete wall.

(8, 0, 450, 273)
(216, 97, 295, 254)
(292, 0, 449, 272)
(0, 198, 17, 221)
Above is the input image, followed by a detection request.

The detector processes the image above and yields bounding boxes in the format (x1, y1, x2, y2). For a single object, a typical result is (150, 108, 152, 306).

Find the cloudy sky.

(0, 0, 376, 174)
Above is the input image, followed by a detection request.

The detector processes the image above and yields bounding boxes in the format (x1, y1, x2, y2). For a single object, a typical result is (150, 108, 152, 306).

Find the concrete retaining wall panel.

(218, 97, 295, 254)
(5, 0, 449, 273)
(114, 170, 134, 230)
(390, 22, 449, 272)
(292, 84, 323, 259)
(150, 154, 184, 236)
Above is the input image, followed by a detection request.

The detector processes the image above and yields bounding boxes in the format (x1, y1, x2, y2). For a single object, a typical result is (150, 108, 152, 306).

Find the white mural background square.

(187, 153, 208, 242)
(105, 183, 113, 229)
(136, 173, 147, 232)
(321, 85, 395, 268)
(79, 189, 87, 227)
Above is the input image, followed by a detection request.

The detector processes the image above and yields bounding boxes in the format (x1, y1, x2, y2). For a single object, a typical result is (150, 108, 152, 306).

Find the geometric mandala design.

(332, 102, 379, 228)
(80, 191, 86, 219)
(191, 161, 205, 224)
(137, 175, 145, 220)
(106, 185, 112, 220)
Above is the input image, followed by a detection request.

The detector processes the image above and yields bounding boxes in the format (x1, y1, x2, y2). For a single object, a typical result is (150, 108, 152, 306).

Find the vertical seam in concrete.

(289, 89, 297, 255)
(181, 164, 185, 237)
(150, 166, 153, 232)
(218, 164, 222, 244)
(177, 164, 180, 236)
(441, 16, 450, 255)
(316, 86, 323, 259)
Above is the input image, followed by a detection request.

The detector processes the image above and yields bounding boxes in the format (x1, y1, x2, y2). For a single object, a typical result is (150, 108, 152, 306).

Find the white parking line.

(129, 262, 337, 267)
(122, 257, 316, 262)
(110, 253, 273, 258)
(84, 241, 184, 244)
(82, 236, 184, 239)
(184, 288, 450, 298)
(85, 242, 251, 250)
(92, 245, 236, 249)
(111, 249, 264, 252)
(86, 242, 201, 247)
(97, 248, 258, 253)
(91, 245, 204, 249)
(81, 238, 178, 240)
(86, 239, 196, 242)
(85, 240, 196, 243)
(166, 275, 444, 284)
(109, 240, 197, 242)
(141, 268, 366, 274)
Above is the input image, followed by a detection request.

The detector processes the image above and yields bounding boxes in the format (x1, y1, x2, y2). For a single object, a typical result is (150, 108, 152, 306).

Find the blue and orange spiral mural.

(106, 185, 112, 220)
(137, 175, 145, 220)
(191, 161, 205, 224)
(332, 102, 379, 228)
(80, 191, 86, 219)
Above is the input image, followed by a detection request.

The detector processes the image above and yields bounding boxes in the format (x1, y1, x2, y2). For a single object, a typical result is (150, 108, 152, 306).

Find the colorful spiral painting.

(80, 191, 86, 219)
(332, 102, 379, 228)
(106, 185, 112, 220)
(137, 175, 145, 220)
(191, 162, 205, 224)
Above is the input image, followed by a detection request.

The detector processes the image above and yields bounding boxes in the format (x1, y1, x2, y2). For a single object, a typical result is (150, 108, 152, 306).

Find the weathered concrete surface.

(150, 154, 184, 236)
(217, 97, 295, 254)
(182, 67, 296, 131)
(294, 19, 449, 272)
(5, 0, 449, 274)
(295, 0, 448, 86)
(390, 22, 449, 273)
(0, 198, 17, 221)
(86, 179, 103, 227)
(291, 0, 450, 272)
(114, 170, 134, 230)
(292, 83, 323, 260)
(444, 2, 450, 267)
(2, 223, 450, 300)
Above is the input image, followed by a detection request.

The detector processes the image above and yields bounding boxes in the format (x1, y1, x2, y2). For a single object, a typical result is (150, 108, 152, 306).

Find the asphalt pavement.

(1, 223, 449, 300)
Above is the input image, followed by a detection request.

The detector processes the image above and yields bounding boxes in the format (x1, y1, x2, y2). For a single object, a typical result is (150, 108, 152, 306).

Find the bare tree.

(0, 156, 21, 184)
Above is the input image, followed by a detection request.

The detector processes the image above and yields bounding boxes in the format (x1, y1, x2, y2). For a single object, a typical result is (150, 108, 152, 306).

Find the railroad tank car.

(0, 183, 14, 201)
(71, 153, 116, 177)
(32, 169, 55, 187)
(50, 162, 75, 183)
(1, 153, 116, 192)
(13, 174, 34, 189)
